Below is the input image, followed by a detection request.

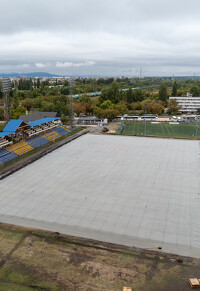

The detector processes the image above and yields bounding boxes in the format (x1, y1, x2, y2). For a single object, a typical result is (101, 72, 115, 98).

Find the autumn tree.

(21, 98, 34, 112)
(167, 99, 180, 114)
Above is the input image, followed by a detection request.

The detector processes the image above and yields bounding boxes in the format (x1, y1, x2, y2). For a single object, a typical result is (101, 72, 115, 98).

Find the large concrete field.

(0, 134, 200, 258)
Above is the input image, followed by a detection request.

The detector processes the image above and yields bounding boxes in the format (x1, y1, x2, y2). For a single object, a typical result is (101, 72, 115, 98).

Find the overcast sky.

(1, 0, 200, 76)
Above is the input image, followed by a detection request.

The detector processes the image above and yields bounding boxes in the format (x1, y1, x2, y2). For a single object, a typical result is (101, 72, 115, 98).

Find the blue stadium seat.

(26, 135, 49, 148)
(53, 126, 70, 136)
(0, 148, 18, 165)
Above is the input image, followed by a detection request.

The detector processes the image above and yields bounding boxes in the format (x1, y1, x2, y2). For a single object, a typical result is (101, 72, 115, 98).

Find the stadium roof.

(28, 117, 59, 127)
(19, 111, 58, 123)
(3, 119, 28, 132)
(0, 131, 15, 138)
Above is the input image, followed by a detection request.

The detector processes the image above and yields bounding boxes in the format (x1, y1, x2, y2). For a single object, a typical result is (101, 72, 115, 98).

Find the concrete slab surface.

(0, 134, 200, 257)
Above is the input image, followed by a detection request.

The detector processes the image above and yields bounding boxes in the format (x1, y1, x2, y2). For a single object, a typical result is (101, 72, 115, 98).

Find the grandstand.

(54, 126, 71, 136)
(42, 131, 61, 141)
(9, 141, 34, 156)
(0, 116, 71, 166)
(26, 135, 49, 148)
(0, 148, 18, 165)
(0, 138, 13, 149)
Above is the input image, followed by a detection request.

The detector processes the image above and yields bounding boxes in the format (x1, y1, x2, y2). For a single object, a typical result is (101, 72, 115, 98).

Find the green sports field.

(120, 121, 200, 138)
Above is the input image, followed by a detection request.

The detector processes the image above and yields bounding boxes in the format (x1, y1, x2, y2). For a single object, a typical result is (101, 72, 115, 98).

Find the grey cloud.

(1, 0, 200, 34)
(0, 0, 200, 75)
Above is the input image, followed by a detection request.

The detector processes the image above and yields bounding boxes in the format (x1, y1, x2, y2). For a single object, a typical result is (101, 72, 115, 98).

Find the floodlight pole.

(196, 118, 198, 137)
(0, 78, 12, 123)
(144, 104, 147, 136)
(69, 78, 75, 129)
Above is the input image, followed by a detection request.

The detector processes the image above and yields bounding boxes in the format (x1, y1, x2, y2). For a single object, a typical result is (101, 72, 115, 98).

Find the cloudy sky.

(1, 0, 200, 76)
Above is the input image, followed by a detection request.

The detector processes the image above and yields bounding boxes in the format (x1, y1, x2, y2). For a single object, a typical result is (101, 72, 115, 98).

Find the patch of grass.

(0, 267, 32, 285)
(0, 225, 199, 291)
(0, 229, 25, 256)
(120, 249, 139, 256)
(0, 265, 59, 291)
(0, 282, 35, 291)
(0, 228, 24, 240)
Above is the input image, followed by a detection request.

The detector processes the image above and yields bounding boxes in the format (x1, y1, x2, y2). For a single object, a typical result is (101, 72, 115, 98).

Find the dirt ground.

(0, 224, 199, 291)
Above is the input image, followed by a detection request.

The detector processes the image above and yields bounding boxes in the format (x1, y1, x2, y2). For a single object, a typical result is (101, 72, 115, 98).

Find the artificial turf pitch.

(120, 121, 200, 138)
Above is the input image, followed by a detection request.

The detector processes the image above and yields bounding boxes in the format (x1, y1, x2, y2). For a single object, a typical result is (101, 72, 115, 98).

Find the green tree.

(36, 78, 40, 88)
(11, 106, 26, 119)
(100, 100, 113, 109)
(0, 123, 4, 131)
(21, 98, 34, 112)
(94, 107, 119, 120)
(126, 88, 134, 103)
(0, 107, 4, 120)
(190, 85, 200, 96)
(134, 89, 145, 102)
(79, 94, 91, 104)
(99, 81, 121, 104)
(159, 84, 168, 102)
(114, 102, 129, 115)
(60, 86, 69, 95)
(102, 108, 119, 120)
(172, 81, 178, 96)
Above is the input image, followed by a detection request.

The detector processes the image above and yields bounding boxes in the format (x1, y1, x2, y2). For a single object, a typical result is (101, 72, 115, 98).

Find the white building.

(169, 95, 200, 114)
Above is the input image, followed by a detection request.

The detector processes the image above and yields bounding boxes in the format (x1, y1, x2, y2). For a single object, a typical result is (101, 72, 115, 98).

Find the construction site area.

(0, 133, 200, 290)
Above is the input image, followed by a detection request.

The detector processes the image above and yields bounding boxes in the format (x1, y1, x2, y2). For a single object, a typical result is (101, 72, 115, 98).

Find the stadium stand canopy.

(0, 117, 60, 141)
(0, 125, 70, 165)
(28, 117, 60, 128)
(3, 119, 30, 133)
(19, 111, 59, 123)
(0, 131, 14, 138)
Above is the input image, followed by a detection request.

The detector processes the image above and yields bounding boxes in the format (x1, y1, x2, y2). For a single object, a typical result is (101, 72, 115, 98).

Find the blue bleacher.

(53, 126, 70, 136)
(26, 135, 49, 148)
(0, 148, 18, 165)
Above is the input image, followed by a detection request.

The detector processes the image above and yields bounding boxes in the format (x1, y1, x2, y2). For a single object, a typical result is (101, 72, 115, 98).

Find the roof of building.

(28, 117, 59, 128)
(0, 131, 15, 138)
(3, 119, 27, 133)
(19, 112, 58, 123)
(78, 117, 103, 121)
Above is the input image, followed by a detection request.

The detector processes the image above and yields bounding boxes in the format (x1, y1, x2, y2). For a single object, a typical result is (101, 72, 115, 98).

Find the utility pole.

(144, 104, 147, 136)
(196, 116, 198, 137)
(0, 78, 12, 123)
(69, 78, 75, 129)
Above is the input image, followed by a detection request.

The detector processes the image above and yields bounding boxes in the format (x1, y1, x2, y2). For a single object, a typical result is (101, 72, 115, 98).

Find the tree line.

(1, 77, 200, 121)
